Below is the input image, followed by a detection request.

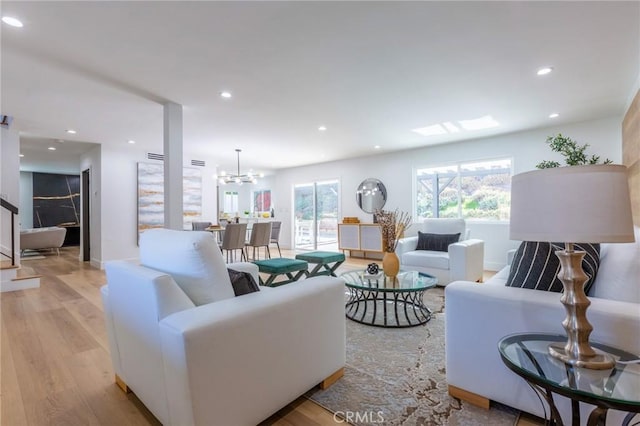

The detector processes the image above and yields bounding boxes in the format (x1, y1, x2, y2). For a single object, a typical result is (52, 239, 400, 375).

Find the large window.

(415, 158, 512, 221)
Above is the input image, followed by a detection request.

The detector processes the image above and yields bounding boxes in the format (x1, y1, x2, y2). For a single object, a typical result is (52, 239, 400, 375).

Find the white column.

(163, 102, 183, 230)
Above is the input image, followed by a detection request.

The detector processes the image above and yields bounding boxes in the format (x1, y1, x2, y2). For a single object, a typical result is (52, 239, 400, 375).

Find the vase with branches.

(375, 209, 412, 281)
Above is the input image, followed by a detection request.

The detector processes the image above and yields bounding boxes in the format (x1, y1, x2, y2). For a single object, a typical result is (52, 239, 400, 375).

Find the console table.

(498, 333, 640, 426)
(337, 223, 383, 259)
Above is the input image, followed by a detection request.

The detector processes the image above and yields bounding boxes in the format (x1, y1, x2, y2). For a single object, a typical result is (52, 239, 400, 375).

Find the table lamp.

(510, 164, 635, 369)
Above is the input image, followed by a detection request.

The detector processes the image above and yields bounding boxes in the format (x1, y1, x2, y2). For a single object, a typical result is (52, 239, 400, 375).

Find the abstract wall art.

(137, 163, 202, 237)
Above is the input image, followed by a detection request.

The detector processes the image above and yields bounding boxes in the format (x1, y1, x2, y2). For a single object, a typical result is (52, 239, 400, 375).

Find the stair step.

(12, 274, 42, 282)
(1, 276, 40, 292)
(0, 264, 19, 270)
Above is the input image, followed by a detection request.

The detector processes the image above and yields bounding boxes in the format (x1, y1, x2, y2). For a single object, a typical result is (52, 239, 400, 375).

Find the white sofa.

(396, 218, 484, 285)
(445, 226, 640, 425)
(101, 229, 346, 426)
(20, 226, 67, 254)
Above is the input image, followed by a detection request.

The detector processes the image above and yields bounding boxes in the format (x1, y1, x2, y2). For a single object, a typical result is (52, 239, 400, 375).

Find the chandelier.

(218, 149, 262, 185)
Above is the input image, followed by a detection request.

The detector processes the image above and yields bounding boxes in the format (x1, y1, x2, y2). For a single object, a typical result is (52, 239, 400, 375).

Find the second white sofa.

(445, 226, 640, 425)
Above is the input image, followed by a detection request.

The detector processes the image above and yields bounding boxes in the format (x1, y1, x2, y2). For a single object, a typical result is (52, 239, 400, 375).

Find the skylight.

(458, 115, 500, 131)
(412, 124, 447, 137)
(412, 115, 500, 137)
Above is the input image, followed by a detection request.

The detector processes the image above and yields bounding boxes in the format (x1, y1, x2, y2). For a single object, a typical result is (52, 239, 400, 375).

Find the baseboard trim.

(448, 385, 490, 410)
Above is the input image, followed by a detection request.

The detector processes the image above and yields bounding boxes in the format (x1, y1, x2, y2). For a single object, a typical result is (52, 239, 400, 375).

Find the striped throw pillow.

(506, 242, 600, 293)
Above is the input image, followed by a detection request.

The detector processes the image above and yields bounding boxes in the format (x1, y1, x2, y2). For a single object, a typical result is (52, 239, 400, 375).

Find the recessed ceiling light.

(537, 67, 553, 76)
(374, 145, 381, 150)
(318, 126, 327, 131)
(220, 91, 232, 99)
(412, 124, 447, 137)
(128, 140, 136, 144)
(549, 113, 559, 119)
(66, 129, 77, 134)
(48, 147, 56, 151)
(19, 154, 24, 158)
(2, 16, 23, 28)
(458, 115, 500, 131)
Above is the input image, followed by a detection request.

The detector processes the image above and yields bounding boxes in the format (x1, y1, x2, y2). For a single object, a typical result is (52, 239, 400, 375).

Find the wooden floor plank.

(62, 298, 110, 352)
(58, 271, 105, 310)
(67, 347, 158, 426)
(1, 317, 29, 425)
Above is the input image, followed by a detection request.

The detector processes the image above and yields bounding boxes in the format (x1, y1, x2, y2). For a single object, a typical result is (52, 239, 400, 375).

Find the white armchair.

(101, 229, 345, 426)
(395, 218, 484, 285)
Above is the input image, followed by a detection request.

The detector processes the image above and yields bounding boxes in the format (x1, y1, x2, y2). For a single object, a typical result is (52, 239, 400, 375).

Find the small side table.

(498, 333, 640, 426)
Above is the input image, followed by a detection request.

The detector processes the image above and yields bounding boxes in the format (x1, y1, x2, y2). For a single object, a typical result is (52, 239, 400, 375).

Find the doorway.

(293, 180, 339, 251)
(81, 168, 90, 262)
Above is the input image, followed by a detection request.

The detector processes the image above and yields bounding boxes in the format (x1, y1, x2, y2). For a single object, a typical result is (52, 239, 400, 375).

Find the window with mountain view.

(415, 158, 512, 221)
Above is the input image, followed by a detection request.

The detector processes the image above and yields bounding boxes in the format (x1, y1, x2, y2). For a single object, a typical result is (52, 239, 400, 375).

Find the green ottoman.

(295, 251, 346, 277)
(253, 258, 309, 287)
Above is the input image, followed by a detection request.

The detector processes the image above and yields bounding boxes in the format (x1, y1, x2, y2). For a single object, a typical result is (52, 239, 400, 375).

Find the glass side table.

(498, 333, 640, 426)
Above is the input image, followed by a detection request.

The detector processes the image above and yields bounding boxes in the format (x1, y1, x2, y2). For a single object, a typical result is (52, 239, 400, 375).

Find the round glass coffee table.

(340, 269, 437, 328)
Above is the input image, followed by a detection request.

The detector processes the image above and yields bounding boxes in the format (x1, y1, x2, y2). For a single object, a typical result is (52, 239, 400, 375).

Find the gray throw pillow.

(506, 241, 600, 293)
(227, 268, 260, 296)
(416, 231, 461, 252)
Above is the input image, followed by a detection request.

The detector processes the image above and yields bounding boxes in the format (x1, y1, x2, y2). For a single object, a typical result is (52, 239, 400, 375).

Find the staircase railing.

(1, 198, 18, 266)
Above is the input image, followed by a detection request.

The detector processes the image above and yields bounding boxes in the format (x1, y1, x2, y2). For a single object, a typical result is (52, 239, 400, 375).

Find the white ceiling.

(2, 1, 639, 173)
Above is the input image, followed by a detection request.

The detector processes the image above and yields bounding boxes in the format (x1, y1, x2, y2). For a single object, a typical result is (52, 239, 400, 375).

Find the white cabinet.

(338, 224, 383, 258)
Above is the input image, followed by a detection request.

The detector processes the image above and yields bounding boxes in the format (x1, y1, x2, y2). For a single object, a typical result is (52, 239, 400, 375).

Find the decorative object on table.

(510, 164, 634, 369)
(364, 262, 382, 279)
(342, 216, 360, 224)
(536, 133, 612, 169)
(366, 262, 379, 275)
(375, 209, 412, 281)
(218, 149, 263, 185)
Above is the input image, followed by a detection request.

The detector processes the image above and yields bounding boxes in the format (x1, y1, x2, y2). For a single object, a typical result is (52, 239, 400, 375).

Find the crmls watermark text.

(333, 410, 385, 424)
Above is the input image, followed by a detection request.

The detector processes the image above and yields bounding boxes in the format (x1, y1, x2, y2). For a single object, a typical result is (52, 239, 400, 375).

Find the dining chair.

(245, 222, 272, 261)
(269, 221, 282, 257)
(220, 223, 247, 263)
(192, 221, 212, 231)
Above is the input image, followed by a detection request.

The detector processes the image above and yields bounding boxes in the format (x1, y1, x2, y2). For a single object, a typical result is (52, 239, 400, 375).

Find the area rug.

(307, 287, 518, 425)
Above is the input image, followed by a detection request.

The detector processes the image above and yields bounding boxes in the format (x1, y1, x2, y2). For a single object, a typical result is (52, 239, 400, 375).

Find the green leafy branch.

(536, 134, 612, 169)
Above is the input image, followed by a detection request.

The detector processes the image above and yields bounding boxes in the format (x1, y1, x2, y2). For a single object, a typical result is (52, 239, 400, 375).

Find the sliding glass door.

(294, 180, 339, 251)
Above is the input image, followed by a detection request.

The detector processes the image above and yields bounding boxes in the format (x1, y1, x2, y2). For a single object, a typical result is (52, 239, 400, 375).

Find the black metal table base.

(345, 286, 431, 327)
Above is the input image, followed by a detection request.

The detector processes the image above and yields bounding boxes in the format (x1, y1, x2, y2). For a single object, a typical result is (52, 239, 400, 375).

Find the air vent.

(191, 159, 206, 167)
(147, 152, 164, 161)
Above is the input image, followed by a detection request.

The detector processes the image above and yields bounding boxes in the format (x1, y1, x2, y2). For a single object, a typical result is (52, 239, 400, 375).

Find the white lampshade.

(510, 164, 635, 243)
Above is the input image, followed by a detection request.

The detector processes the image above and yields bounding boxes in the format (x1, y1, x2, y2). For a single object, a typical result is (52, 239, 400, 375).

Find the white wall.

(96, 144, 220, 267)
(1, 125, 21, 262)
(274, 116, 623, 270)
(19, 172, 33, 229)
(81, 145, 102, 268)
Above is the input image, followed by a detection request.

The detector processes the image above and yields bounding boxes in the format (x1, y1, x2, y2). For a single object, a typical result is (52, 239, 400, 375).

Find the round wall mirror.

(356, 178, 387, 213)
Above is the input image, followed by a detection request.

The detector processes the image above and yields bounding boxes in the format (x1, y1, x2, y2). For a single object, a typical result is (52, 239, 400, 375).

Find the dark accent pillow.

(416, 231, 461, 252)
(506, 242, 600, 293)
(227, 268, 260, 296)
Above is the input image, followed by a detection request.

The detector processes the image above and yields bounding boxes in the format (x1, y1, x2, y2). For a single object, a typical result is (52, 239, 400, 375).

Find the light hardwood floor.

(1, 247, 541, 425)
